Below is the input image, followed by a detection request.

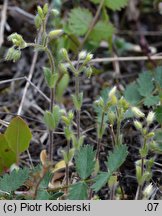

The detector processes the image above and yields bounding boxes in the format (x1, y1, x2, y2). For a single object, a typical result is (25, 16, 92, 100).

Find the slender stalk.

(96, 111, 105, 160)
(135, 137, 147, 200)
(44, 47, 56, 161)
(33, 167, 48, 200)
(109, 124, 115, 148)
(115, 108, 122, 146)
(75, 74, 81, 139)
(65, 140, 70, 191)
(27, 43, 56, 161)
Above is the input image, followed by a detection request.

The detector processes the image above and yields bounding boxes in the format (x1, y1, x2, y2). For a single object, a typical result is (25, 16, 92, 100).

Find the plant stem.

(44, 47, 56, 161)
(136, 137, 147, 200)
(33, 166, 48, 200)
(27, 43, 56, 161)
(65, 140, 70, 193)
(109, 124, 115, 148)
(116, 108, 122, 146)
(75, 74, 81, 139)
(96, 111, 105, 160)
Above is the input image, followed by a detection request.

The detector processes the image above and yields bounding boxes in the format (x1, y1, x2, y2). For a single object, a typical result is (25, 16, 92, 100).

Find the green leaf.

(43, 67, 59, 88)
(0, 134, 17, 173)
(43, 111, 55, 130)
(144, 95, 159, 107)
(43, 105, 61, 130)
(90, 0, 129, 11)
(155, 66, 162, 88)
(155, 106, 162, 124)
(68, 182, 88, 200)
(0, 168, 29, 193)
(154, 130, 162, 144)
(107, 145, 128, 173)
(5, 117, 32, 158)
(124, 83, 142, 105)
(56, 73, 69, 102)
(66, 7, 93, 36)
(137, 72, 154, 97)
(89, 21, 115, 44)
(91, 172, 110, 192)
(39, 172, 52, 189)
(52, 105, 61, 128)
(49, 191, 64, 200)
(75, 145, 96, 179)
(72, 92, 83, 111)
(36, 190, 50, 200)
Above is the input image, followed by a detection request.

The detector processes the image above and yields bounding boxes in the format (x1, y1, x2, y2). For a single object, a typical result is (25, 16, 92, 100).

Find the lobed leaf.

(89, 21, 115, 44)
(75, 145, 96, 179)
(144, 95, 159, 107)
(0, 168, 30, 193)
(67, 7, 93, 36)
(68, 182, 88, 200)
(91, 172, 111, 192)
(155, 106, 162, 125)
(137, 72, 154, 97)
(124, 83, 142, 105)
(90, 0, 129, 11)
(107, 145, 128, 173)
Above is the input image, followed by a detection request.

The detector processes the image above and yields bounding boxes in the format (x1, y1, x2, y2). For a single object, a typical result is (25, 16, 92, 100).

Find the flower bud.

(108, 86, 117, 99)
(43, 3, 48, 16)
(134, 120, 143, 131)
(85, 67, 93, 78)
(95, 97, 104, 108)
(34, 14, 42, 29)
(84, 53, 93, 64)
(51, 9, 59, 17)
(5, 47, 21, 62)
(8, 33, 26, 49)
(60, 48, 69, 61)
(131, 107, 145, 118)
(48, 29, 64, 40)
(108, 111, 116, 125)
(146, 132, 155, 138)
(109, 95, 118, 105)
(79, 50, 87, 60)
(119, 97, 129, 110)
(146, 111, 155, 126)
(143, 183, 154, 199)
(37, 6, 44, 19)
(68, 111, 74, 121)
(59, 63, 68, 74)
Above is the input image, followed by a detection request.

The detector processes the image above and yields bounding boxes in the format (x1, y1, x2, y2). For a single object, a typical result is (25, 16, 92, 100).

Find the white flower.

(143, 183, 154, 198)
(95, 97, 104, 107)
(131, 107, 145, 118)
(146, 111, 155, 126)
(108, 86, 117, 99)
(134, 120, 143, 130)
(79, 50, 87, 60)
(85, 53, 93, 62)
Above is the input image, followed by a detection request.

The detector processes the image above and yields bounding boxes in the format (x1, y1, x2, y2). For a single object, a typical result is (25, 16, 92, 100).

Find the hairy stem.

(96, 111, 105, 160)
(75, 74, 81, 139)
(33, 167, 48, 200)
(44, 47, 56, 161)
(136, 137, 147, 200)
(27, 43, 56, 161)
(65, 140, 70, 192)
